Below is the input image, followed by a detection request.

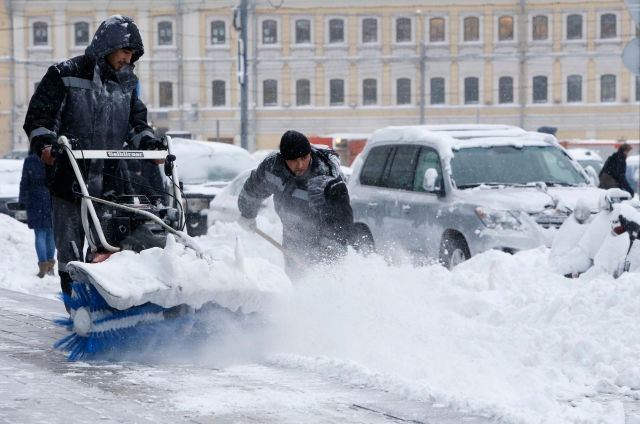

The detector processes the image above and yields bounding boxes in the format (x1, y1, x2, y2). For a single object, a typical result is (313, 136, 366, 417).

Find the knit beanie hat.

(279, 130, 311, 160)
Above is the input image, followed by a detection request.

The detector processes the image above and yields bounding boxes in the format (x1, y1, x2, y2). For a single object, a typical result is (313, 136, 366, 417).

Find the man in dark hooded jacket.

(599, 144, 634, 197)
(23, 15, 164, 297)
(238, 130, 353, 281)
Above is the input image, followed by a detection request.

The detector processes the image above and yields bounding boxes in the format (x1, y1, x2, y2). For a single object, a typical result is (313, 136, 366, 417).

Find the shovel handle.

(252, 226, 306, 268)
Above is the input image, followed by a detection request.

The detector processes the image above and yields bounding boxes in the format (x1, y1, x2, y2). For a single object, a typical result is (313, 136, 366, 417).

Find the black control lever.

(164, 154, 176, 177)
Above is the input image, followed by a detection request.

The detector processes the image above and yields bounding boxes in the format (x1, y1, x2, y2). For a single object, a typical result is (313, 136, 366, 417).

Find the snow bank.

(263, 246, 640, 423)
(0, 214, 60, 299)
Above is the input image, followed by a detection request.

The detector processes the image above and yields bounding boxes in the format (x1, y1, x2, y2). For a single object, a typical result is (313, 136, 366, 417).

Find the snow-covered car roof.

(171, 138, 252, 157)
(567, 148, 603, 162)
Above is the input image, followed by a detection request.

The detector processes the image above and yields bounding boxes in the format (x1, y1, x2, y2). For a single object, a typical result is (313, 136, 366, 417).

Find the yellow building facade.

(3, 0, 639, 153)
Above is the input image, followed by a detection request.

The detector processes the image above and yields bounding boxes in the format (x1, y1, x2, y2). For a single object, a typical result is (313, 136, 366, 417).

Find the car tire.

(439, 233, 470, 270)
(351, 224, 375, 255)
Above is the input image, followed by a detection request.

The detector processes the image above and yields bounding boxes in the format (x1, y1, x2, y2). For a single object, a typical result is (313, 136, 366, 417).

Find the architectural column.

(282, 62, 291, 106)
(349, 62, 357, 106)
(553, 59, 561, 103)
(315, 63, 324, 107)
(182, 9, 200, 107)
(587, 59, 595, 103)
(450, 62, 459, 105)
(136, 9, 151, 105)
(382, 61, 391, 106)
(484, 61, 493, 105)
(552, 7, 562, 52)
(315, 13, 324, 57)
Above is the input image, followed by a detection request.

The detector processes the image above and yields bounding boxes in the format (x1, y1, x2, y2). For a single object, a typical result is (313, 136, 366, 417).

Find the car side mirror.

(422, 168, 439, 192)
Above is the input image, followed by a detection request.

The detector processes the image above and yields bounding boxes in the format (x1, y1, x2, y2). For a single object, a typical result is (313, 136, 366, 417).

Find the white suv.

(348, 125, 604, 269)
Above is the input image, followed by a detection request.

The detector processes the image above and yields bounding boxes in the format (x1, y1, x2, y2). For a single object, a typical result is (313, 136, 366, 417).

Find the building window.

(263, 20, 277, 44)
(396, 18, 411, 43)
(498, 16, 514, 41)
(567, 75, 582, 102)
(464, 77, 479, 104)
(74, 22, 89, 45)
(499, 77, 513, 103)
(636, 76, 640, 102)
(296, 19, 311, 44)
(464, 17, 479, 42)
(159, 82, 173, 107)
(601, 75, 616, 102)
(363, 18, 378, 43)
(532, 15, 548, 40)
(329, 19, 344, 43)
(600, 14, 616, 39)
(211, 21, 225, 44)
(330, 79, 344, 105)
(533, 76, 547, 103)
(431, 78, 445, 104)
(158, 21, 173, 45)
(567, 14, 582, 40)
(263, 79, 277, 106)
(397, 78, 411, 105)
(363, 79, 377, 105)
(33, 22, 48, 46)
(430, 18, 445, 42)
(296, 79, 310, 106)
(212, 80, 225, 106)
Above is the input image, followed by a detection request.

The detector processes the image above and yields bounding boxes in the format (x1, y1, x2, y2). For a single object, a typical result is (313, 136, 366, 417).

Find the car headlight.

(184, 198, 210, 212)
(475, 207, 522, 230)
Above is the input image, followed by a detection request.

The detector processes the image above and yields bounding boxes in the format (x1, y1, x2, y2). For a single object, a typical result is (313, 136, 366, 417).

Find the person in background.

(237, 130, 353, 281)
(599, 144, 634, 197)
(19, 152, 56, 278)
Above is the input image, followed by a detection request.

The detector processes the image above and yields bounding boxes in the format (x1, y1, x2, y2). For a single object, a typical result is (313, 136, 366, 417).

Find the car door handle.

(367, 202, 378, 208)
(402, 204, 411, 213)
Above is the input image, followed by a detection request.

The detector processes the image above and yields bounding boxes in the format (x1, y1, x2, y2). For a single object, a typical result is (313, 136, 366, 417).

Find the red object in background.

(308, 134, 370, 166)
(92, 252, 116, 263)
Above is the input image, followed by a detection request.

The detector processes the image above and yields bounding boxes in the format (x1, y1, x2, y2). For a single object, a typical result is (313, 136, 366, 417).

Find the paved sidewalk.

(0, 288, 498, 424)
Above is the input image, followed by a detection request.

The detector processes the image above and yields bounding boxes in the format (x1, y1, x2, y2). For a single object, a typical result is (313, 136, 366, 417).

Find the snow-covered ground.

(1, 212, 640, 423)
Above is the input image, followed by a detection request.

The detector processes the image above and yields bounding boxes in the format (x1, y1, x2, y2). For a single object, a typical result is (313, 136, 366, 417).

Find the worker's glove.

(237, 216, 256, 233)
(619, 215, 640, 236)
(140, 136, 168, 151)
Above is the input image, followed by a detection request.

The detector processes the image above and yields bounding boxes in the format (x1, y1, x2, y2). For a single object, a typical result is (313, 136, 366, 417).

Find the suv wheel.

(439, 234, 470, 270)
(351, 224, 375, 255)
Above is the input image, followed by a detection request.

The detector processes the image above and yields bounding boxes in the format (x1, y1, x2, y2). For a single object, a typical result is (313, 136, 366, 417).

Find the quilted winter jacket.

(23, 15, 154, 201)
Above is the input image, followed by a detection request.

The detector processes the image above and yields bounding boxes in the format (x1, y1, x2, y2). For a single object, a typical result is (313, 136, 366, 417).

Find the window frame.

(395, 17, 412, 43)
(362, 78, 378, 106)
(159, 81, 174, 107)
(74, 21, 90, 46)
(396, 78, 412, 106)
(362, 18, 379, 44)
(263, 79, 278, 106)
(329, 18, 345, 44)
(464, 77, 479, 104)
(262, 19, 278, 45)
(532, 76, 548, 103)
(429, 17, 446, 43)
(33, 21, 48, 46)
(566, 14, 583, 40)
(462, 16, 480, 42)
(600, 74, 616, 102)
(329, 78, 345, 106)
(158, 21, 174, 46)
(567, 75, 582, 103)
(532, 15, 549, 41)
(210, 20, 226, 45)
(295, 18, 311, 44)
(599, 13, 617, 39)
(296, 79, 311, 106)
(498, 76, 514, 104)
(497, 16, 514, 42)
(212, 80, 226, 107)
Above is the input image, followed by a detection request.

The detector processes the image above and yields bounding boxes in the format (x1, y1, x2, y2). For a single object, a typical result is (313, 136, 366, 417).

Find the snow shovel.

(251, 225, 306, 268)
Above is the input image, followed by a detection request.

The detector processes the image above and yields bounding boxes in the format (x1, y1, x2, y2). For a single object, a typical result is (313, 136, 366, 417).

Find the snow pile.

(263, 247, 640, 423)
(0, 214, 59, 299)
(69, 233, 292, 313)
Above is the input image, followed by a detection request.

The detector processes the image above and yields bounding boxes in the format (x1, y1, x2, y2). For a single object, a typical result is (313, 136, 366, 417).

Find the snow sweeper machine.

(52, 136, 291, 361)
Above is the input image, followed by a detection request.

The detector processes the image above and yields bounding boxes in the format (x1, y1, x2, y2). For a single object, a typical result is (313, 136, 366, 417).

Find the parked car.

(567, 148, 604, 186)
(0, 159, 27, 223)
(207, 168, 278, 226)
(170, 138, 256, 236)
(348, 125, 605, 269)
(251, 149, 277, 163)
(0, 150, 29, 160)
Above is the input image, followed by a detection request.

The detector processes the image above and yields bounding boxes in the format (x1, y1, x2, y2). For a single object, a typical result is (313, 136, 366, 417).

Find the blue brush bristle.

(54, 283, 196, 361)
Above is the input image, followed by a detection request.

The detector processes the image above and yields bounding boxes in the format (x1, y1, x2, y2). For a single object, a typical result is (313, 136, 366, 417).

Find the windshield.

(178, 154, 255, 184)
(451, 146, 587, 188)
